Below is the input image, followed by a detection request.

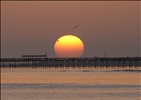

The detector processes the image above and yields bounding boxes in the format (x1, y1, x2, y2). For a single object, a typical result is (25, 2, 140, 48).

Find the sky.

(1, 1, 141, 58)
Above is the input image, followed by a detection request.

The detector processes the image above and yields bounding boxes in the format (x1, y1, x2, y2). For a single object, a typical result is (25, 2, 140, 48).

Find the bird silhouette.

(73, 25, 79, 29)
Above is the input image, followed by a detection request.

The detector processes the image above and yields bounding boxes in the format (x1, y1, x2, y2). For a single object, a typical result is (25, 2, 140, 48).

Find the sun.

(54, 35, 84, 58)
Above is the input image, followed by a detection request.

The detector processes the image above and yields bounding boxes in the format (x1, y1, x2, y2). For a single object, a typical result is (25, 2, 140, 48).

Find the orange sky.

(1, 1, 141, 58)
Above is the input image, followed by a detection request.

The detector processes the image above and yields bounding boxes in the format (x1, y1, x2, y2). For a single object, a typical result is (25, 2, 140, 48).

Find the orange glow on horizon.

(54, 35, 84, 58)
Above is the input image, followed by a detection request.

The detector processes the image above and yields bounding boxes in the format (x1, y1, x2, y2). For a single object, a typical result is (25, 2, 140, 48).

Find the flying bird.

(73, 25, 79, 29)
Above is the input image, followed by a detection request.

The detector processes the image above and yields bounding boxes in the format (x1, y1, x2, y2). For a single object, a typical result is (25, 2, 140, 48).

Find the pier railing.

(0, 57, 141, 68)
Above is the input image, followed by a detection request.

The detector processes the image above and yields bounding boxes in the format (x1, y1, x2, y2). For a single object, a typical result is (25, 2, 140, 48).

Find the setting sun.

(54, 35, 84, 58)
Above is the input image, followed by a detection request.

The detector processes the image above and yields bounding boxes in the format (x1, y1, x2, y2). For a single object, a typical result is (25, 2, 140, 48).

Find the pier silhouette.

(1, 55, 141, 68)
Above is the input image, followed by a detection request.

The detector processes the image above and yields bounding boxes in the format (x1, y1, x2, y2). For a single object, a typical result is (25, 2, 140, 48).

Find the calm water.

(1, 68, 141, 100)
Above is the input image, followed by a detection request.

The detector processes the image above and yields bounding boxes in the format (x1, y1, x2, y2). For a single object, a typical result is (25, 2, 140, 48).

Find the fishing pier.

(1, 55, 141, 68)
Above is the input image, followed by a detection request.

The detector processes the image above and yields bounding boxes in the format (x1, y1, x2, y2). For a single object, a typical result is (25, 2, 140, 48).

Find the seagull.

(73, 25, 79, 29)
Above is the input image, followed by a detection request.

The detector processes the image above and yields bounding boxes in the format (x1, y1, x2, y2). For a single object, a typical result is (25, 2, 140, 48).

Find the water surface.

(1, 68, 141, 100)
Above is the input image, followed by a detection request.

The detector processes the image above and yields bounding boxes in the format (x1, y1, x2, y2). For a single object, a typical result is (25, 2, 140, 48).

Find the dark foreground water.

(1, 68, 141, 100)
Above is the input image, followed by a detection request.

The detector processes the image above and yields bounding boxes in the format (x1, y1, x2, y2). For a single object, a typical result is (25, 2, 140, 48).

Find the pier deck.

(1, 57, 141, 68)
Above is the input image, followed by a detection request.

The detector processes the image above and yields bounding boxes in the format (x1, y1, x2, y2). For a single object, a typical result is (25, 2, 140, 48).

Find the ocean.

(1, 68, 141, 100)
